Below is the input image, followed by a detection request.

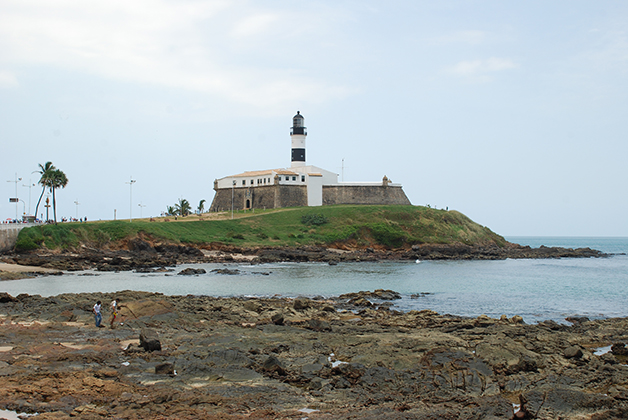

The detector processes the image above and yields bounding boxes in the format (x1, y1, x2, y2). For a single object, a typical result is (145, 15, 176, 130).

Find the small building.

(209, 112, 411, 212)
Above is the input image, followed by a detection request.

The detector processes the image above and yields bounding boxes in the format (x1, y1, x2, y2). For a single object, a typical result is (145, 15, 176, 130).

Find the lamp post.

(138, 202, 146, 219)
(7, 173, 22, 220)
(231, 180, 236, 219)
(74, 199, 80, 220)
(24, 175, 36, 216)
(126, 177, 136, 222)
(44, 196, 51, 222)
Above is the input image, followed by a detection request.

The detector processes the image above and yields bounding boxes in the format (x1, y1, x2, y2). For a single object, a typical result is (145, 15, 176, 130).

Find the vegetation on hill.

(14, 205, 506, 252)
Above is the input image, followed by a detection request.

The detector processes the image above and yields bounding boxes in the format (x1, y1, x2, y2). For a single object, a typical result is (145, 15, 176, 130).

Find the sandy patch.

(120, 339, 139, 349)
(63, 322, 86, 327)
(60, 342, 90, 350)
(0, 262, 62, 274)
(0, 346, 13, 352)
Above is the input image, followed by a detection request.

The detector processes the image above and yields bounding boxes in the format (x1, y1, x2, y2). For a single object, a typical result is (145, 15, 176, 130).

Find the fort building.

(209, 112, 411, 212)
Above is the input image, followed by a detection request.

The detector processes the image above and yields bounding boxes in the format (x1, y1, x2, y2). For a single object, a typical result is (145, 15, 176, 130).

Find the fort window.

(241, 180, 245, 186)
(292, 176, 296, 181)
(301, 175, 305, 182)
(250, 180, 254, 185)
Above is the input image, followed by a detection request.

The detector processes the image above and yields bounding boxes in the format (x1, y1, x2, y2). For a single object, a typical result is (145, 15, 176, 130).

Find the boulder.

(307, 318, 331, 332)
(564, 346, 583, 359)
(293, 298, 310, 310)
(178, 268, 206, 275)
(0, 292, 17, 303)
(139, 328, 162, 352)
(271, 313, 284, 325)
(611, 343, 628, 356)
(155, 362, 175, 375)
(262, 355, 286, 375)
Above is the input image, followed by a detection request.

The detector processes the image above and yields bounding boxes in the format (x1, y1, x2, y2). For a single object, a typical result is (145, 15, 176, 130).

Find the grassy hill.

(14, 205, 507, 252)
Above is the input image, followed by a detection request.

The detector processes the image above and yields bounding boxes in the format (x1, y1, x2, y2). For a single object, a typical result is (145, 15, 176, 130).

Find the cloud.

(0, 70, 18, 88)
(447, 57, 518, 81)
(0, 0, 350, 113)
(231, 13, 280, 38)
(436, 30, 488, 45)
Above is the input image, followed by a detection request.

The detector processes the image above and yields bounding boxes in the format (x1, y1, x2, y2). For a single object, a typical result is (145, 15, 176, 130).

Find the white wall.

(307, 175, 323, 206)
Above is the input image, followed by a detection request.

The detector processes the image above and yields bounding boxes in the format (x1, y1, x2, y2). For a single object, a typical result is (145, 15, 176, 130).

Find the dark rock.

(564, 346, 583, 359)
(349, 297, 372, 307)
(210, 268, 240, 275)
(155, 362, 175, 375)
(128, 239, 156, 253)
(0, 292, 17, 303)
(307, 318, 331, 332)
(293, 298, 310, 310)
(139, 328, 162, 352)
(307, 377, 323, 390)
(178, 268, 206, 276)
(611, 343, 628, 356)
(565, 316, 590, 324)
(262, 355, 286, 375)
(371, 289, 401, 300)
(271, 313, 284, 325)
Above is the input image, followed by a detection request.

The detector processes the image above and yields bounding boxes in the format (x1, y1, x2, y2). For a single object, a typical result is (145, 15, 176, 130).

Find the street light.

(231, 180, 236, 219)
(74, 199, 80, 220)
(24, 175, 36, 216)
(125, 177, 136, 222)
(6, 173, 22, 220)
(138, 202, 146, 219)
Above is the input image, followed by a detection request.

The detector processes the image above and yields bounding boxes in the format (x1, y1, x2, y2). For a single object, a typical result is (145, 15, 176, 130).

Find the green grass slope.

(14, 205, 507, 252)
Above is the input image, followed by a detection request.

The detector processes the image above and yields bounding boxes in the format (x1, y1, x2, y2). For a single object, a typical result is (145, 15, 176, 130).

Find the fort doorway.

(245, 199, 251, 209)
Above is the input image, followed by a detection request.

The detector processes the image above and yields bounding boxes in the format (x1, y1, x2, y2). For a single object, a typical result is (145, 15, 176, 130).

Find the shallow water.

(1, 237, 627, 324)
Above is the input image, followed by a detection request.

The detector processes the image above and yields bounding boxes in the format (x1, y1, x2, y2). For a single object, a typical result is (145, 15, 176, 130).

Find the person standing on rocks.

(93, 300, 102, 327)
(109, 298, 125, 328)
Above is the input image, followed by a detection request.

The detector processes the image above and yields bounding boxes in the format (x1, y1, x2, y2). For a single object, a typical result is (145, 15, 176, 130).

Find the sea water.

(1, 237, 627, 324)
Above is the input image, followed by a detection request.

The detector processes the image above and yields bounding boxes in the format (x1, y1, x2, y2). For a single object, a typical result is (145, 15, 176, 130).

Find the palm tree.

(175, 198, 191, 217)
(34, 162, 56, 220)
(49, 169, 68, 224)
(166, 205, 177, 217)
(197, 199, 206, 216)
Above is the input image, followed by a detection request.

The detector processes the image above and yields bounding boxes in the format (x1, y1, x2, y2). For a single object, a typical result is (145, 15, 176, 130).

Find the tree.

(166, 205, 176, 216)
(49, 169, 68, 224)
(175, 198, 191, 217)
(197, 199, 206, 216)
(34, 161, 56, 220)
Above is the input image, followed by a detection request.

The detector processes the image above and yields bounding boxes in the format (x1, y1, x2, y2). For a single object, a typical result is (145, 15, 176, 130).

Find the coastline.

(1, 290, 627, 419)
(0, 240, 607, 274)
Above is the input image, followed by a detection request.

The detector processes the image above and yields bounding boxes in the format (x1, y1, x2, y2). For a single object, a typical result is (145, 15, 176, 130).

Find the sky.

(0, 0, 627, 236)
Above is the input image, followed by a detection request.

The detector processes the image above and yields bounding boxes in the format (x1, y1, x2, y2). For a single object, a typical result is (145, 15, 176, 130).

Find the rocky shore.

(1, 290, 628, 419)
(0, 238, 608, 274)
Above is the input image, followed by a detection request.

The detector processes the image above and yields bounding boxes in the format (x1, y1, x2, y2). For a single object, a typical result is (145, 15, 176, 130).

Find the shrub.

(301, 213, 329, 226)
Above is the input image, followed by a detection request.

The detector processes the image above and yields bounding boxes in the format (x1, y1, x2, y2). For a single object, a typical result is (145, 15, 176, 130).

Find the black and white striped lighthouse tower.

(290, 111, 307, 168)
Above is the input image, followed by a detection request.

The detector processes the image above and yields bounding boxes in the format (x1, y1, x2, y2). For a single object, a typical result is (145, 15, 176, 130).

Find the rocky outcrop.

(1, 291, 628, 419)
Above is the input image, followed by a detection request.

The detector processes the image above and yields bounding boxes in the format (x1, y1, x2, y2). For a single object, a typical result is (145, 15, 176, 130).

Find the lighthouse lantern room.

(290, 111, 306, 167)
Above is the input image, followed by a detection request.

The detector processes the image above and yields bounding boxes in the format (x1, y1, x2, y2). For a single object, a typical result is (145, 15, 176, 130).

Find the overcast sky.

(1, 1, 627, 236)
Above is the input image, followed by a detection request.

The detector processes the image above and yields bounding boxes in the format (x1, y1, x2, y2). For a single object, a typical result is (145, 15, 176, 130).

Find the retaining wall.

(322, 185, 411, 206)
(0, 225, 25, 253)
(209, 184, 411, 211)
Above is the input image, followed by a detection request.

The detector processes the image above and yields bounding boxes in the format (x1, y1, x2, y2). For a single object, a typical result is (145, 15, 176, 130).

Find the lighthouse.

(290, 111, 307, 168)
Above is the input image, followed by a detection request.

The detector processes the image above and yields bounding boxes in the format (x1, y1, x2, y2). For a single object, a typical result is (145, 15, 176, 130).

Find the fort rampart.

(210, 184, 410, 211)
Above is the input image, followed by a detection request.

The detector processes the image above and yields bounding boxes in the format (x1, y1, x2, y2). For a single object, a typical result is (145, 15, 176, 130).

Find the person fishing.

(109, 297, 126, 328)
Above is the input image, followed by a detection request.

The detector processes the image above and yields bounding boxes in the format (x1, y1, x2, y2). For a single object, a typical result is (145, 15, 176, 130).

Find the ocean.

(2, 237, 627, 324)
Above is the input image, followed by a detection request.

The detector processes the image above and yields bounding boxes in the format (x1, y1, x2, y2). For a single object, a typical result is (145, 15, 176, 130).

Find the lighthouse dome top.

(292, 111, 305, 129)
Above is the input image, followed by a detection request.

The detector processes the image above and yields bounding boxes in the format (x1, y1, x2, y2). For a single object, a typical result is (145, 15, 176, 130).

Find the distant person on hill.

(93, 300, 102, 327)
